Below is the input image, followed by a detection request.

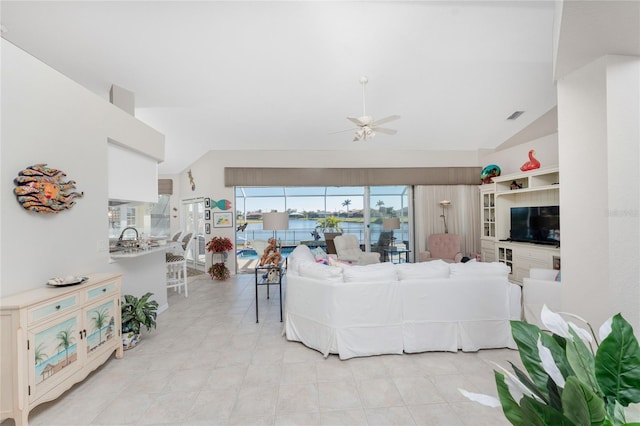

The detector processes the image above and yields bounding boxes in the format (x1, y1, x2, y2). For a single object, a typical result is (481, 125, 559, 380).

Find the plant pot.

(122, 332, 141, 350)
(323, 232, 342, 255)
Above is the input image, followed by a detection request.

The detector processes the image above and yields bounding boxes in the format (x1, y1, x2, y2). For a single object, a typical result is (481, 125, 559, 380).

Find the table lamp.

(262, 212, 289, 245)
(382, 217, 400, 250)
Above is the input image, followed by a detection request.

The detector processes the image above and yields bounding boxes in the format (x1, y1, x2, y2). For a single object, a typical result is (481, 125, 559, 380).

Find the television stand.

(495, 241, 560, 283)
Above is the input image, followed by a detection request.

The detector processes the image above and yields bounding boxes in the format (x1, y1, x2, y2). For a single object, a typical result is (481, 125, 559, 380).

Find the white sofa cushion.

(396, 260, 450, 280)
(298, 262, 344, 282)
(289, 245, 317, 273)
(449, 261, 510, 278)
(342, 262, 397, 283)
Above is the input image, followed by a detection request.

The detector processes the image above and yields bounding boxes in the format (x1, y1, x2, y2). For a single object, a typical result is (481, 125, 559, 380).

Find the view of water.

(236, 219, 408, 259)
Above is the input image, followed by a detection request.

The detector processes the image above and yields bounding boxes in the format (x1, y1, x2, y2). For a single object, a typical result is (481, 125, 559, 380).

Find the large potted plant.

(121, 292, 158, 350)
(206, 236, 233, 280)
(315, 216, 343, 254)
(460, 305, 640, 425)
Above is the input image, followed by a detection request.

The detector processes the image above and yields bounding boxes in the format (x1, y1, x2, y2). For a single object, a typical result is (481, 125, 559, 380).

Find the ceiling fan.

(332, 77, 400, 141)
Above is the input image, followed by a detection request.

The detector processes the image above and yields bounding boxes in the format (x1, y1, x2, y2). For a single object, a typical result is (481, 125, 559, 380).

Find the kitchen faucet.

(118, 226, 139, 242)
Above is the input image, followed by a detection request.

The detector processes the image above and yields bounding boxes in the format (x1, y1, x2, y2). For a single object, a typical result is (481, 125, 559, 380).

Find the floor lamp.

(439, 200, 451, 234)
(383, 217, 400, 250)
(262, 212, 289, 246)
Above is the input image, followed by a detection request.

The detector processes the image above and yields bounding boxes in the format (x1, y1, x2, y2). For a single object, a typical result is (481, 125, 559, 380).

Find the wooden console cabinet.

(1, 273, 123, 425)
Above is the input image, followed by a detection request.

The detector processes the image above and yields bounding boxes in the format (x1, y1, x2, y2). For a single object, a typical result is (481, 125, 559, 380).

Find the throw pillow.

(313, 247, 328, 260)
(328, 256, 353, 268)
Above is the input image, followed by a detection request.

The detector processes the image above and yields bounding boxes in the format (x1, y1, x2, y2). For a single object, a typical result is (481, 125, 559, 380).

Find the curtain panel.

(413, 185, 481, 259)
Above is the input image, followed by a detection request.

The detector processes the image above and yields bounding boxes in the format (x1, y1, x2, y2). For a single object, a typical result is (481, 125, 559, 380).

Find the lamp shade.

(262, 212, 289, 230)
(383, 217, 400, 230)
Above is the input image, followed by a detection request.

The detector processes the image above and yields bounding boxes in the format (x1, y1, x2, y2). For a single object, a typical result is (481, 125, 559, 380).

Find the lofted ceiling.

(1, 1, 561, 174)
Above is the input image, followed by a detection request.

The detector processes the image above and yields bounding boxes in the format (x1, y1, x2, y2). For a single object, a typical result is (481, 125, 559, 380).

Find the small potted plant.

(121, 292, 158, 350)
(206, 236, 233, 280)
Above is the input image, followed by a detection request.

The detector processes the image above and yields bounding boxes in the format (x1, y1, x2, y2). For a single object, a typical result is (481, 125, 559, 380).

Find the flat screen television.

(510, 206, 560, 246)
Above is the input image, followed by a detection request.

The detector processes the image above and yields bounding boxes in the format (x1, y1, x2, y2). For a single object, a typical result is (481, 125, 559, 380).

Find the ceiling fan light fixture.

(332, 77, 400, 141)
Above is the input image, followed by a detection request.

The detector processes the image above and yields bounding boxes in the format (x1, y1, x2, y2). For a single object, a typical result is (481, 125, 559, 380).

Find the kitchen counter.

(109, 242, 181, 260)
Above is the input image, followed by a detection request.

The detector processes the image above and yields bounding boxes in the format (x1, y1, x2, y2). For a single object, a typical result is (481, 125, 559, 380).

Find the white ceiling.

(1, 1, 561, 174)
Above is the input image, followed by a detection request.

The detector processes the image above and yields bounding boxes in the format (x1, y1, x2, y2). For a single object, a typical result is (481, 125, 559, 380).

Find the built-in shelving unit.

(478, 167, 560, 282)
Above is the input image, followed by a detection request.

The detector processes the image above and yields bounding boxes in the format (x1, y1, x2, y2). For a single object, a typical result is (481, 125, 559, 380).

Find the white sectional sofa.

(284, 244, 522, 360)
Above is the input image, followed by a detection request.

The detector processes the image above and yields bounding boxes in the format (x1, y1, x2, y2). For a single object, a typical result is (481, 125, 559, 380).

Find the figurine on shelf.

(510, 180, 523, 190)
(480, 164, 501, 184)
(520, 149, 541, 171)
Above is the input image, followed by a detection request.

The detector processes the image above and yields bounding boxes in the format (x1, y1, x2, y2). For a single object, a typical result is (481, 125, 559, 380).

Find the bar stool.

(166, 232, 193, 297)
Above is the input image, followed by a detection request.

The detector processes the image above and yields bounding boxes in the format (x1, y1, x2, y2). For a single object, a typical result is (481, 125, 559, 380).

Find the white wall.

(479, 133, 559, 175)
(557, 55, 640, 331)
(1, 40, 166, 307)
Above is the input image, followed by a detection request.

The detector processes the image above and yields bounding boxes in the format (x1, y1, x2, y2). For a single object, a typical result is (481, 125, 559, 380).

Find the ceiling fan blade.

(347, 116, 371, 126)
(371, 115, 401, 126)
(372, 127, 397, 135)
(328, 127, 358, 135)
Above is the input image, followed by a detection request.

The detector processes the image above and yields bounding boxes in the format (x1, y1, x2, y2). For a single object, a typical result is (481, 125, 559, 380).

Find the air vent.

(507, 111, 525, 120)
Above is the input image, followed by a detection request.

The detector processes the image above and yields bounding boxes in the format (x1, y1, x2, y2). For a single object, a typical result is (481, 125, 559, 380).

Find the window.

(108, 195, 171, 240)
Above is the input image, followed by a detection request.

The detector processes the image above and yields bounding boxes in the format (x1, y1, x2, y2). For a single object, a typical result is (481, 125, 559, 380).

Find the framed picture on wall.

(205, 210, 211, 221)
(213, 212, 232, 228)
(204, 198, 211, 208)
(205, 223, 211, 234)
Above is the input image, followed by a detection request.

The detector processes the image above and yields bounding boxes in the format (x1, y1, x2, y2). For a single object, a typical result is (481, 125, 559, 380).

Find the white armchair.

(522, 268, 562, 330)
(334, 235, 380, 265)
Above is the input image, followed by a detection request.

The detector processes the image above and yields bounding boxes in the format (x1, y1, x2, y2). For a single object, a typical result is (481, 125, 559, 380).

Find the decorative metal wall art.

(188, 169, 195, 191)
(14, 164, 84, 213)
(210, 199, 232, 210)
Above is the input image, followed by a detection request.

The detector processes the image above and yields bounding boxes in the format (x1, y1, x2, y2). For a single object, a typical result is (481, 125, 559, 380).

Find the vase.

(122, 332, 140, 350)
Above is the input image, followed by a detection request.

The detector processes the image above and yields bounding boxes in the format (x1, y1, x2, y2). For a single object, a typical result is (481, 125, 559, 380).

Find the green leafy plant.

(121, 292, 158, 335)
(315, 216, 343, 233)
(461, 305, 640, 425)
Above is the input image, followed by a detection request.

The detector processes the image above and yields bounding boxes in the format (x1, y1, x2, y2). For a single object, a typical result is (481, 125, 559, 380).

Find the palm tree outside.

(376, 200, 385, 215)
(342, 199, 352, 217)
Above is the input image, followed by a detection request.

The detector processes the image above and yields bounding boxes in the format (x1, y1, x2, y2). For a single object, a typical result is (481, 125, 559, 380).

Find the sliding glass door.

(234, 185, 412, 271)
(369, 186, 411, 257)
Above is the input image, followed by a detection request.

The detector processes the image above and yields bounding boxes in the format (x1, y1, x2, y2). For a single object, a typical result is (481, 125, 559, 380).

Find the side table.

(383, 247, 411, 263)
(254, 263, 284, 323)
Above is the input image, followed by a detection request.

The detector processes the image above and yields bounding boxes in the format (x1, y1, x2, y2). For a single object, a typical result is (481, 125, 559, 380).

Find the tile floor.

(14, 273, 525, 426)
